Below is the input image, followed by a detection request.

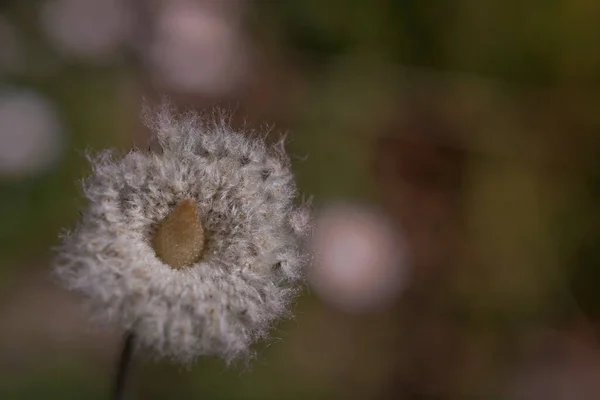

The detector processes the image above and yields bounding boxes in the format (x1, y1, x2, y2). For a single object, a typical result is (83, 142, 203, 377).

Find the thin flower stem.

(113, 332, 135, 400)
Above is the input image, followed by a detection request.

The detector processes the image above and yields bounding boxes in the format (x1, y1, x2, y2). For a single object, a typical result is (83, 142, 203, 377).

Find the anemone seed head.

(53, 104, 311, 364)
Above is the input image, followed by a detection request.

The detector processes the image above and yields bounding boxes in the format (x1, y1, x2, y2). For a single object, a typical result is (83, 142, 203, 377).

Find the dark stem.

(113, 332, 135, 400)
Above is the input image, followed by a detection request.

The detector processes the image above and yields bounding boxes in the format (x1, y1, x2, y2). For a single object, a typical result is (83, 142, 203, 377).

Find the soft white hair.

(54, 104, 311, 363)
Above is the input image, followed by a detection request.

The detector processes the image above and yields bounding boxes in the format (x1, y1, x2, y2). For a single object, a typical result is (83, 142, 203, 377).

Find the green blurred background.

(3, 0, 600, 399)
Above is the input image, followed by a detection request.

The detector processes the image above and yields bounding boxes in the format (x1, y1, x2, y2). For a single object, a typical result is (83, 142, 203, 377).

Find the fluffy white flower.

(54, 105, 311, 363)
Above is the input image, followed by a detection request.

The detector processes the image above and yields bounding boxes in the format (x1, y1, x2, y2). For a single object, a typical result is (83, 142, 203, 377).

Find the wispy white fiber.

(54, 103, 311, 363)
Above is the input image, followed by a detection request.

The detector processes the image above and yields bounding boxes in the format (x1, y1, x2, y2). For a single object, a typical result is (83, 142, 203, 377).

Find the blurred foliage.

(0, 67, 132, 265)
(2, 0, 600, 399)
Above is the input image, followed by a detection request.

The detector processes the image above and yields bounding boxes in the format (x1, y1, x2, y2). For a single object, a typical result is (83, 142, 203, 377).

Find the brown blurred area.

(3, 0, 600, 399)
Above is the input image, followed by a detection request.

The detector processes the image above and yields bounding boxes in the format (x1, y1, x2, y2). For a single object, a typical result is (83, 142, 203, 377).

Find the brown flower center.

(152, 198, 205, 269)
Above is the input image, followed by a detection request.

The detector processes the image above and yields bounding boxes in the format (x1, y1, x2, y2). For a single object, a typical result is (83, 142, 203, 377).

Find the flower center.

(152, 198, 205, 269)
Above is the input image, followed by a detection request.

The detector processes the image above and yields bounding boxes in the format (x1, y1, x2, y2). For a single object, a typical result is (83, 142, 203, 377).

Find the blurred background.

(3, 0, 600, 399)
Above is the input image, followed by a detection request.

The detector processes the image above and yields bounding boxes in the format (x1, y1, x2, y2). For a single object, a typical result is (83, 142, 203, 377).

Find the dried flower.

(54, 105, 311, 363)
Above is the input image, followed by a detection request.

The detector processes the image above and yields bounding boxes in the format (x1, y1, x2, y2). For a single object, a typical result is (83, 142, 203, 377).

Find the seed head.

(53, 105, 312, 363)
(153, 198, 205, 269)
